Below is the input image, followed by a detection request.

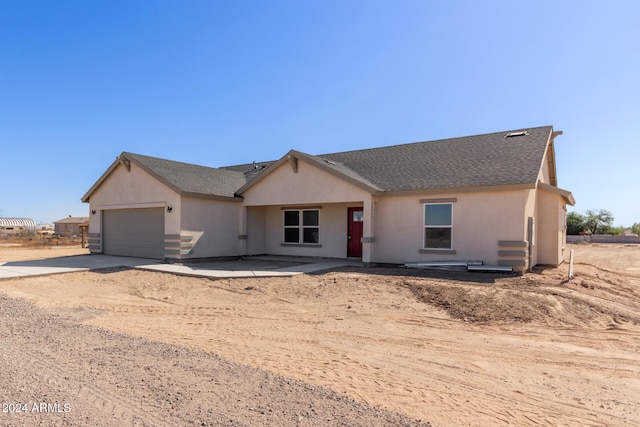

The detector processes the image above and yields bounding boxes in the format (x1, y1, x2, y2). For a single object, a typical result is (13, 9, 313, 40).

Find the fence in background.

(567, 235, 640, 244)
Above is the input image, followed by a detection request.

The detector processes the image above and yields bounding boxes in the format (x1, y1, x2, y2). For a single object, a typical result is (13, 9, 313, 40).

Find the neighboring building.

(0, 218, 36, 236)
(54, 217, 90, 237)
(81, 126, 575, 271)
(36, 223, 55, 235)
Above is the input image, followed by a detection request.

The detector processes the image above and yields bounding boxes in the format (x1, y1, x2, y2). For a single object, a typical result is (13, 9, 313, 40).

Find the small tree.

(631, 223, 640, 236)
(566, 211, 586, 235)
(584, 209, 614, 235)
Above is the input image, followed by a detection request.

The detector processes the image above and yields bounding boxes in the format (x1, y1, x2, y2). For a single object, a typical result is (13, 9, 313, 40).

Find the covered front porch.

(239, 200, 376, 263)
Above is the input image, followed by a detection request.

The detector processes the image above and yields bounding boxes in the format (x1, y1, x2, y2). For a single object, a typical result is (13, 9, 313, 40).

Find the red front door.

(347, 208, 363, 258)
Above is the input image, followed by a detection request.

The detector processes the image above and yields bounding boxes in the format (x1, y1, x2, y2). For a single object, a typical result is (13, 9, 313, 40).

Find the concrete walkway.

(0, 254, 362, 280)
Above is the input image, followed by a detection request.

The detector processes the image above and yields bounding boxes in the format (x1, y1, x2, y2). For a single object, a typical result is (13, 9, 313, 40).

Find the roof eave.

(537, 181, 576, 206)
(236, 150, 384, 196)
(83, 152, 211, 203)
(123, 153, 184, 195)
(542, 128, 562, 187)
(181, 191, 244, 202)
(382, 182, 537, 197)
(81, 155, 124, 203)
(235, 154, 290, 195)
(291, 150, 384, 195)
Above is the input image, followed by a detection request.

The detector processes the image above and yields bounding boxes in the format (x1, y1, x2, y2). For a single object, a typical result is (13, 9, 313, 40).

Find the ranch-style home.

(81, 125, 575, 271)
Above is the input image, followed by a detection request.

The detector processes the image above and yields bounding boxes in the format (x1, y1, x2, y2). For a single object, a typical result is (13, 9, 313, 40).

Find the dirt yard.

(1, 243, 639, 426)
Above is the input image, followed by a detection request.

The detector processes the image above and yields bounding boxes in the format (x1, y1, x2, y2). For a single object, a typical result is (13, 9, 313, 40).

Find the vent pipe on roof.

(244, 161, 257, 175)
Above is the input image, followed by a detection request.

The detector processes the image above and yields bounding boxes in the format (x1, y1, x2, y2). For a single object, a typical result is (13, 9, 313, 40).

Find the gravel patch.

(0, 293, 430, 426)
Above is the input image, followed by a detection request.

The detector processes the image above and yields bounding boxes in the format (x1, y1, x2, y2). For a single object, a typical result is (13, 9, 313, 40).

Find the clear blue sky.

(1, 1, 638, 226)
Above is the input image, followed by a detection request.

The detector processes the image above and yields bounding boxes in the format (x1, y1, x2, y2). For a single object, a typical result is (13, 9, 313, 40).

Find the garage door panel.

(103, 208, 165, 259)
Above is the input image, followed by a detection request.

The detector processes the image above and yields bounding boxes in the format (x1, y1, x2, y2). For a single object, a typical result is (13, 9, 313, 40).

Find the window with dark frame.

(424, 203, 452, 249)
(284, 209, 319, 244)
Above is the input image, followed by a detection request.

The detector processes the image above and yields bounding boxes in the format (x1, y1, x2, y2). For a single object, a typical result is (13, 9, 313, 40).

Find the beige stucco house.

(81, 125, 574, 271)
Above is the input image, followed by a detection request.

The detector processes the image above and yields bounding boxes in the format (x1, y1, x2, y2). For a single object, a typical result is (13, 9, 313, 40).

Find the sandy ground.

(1, 243, 639, 426)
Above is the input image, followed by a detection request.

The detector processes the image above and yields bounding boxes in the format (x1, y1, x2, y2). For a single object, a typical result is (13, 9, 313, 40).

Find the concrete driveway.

(0, 254, 362, 280)
(0, 254, 161, 279)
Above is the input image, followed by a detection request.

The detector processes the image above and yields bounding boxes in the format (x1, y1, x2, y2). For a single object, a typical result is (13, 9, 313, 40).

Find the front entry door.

(347, 208, 364, 258)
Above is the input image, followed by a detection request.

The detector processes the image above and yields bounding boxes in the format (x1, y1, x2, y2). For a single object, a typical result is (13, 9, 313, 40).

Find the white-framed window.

(283, 209, 319, 244)
(424, 203, 452, 249)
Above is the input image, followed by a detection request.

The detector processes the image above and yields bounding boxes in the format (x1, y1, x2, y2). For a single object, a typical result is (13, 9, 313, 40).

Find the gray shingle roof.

(317, 126, 553, 192)
(124, 152, 247, 198)
(100, 126, 553, 199)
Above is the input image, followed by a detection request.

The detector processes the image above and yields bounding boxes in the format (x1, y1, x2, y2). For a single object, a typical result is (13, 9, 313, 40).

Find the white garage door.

(103, 208, 165, 259)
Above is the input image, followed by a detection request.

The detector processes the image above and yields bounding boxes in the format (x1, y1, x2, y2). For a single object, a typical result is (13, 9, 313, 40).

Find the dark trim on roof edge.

(181, 191, 244, 202)
(382, 183, 536, 197)
(81, 156, 122, 202)
(548, 130, 563, 187)
(235, 150, 385, 196)
(532, 127, 561, 189)
(82, 153, 183, 203)
(123, 153, 184, 196)
(293, 150, 384, 194)
(234, 154, 289, 195)
(82, 153, 243, 203)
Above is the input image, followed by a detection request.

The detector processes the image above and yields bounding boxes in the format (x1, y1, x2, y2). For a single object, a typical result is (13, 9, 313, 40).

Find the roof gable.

(82, 152, 247, 202)
(235, 150, 385, 196)
(124, 152, 246, 198)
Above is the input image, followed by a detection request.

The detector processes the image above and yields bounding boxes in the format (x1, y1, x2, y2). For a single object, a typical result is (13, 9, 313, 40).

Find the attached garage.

(102, 208, 165, 259)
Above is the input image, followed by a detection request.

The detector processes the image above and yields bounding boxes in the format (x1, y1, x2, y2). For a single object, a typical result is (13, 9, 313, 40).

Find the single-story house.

(54, 216, 90, 237)
(81, 125, 575, 271)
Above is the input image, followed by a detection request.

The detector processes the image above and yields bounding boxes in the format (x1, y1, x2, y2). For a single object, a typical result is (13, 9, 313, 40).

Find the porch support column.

(361, 195, 375, 264)
(238, 205, 248, 255)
